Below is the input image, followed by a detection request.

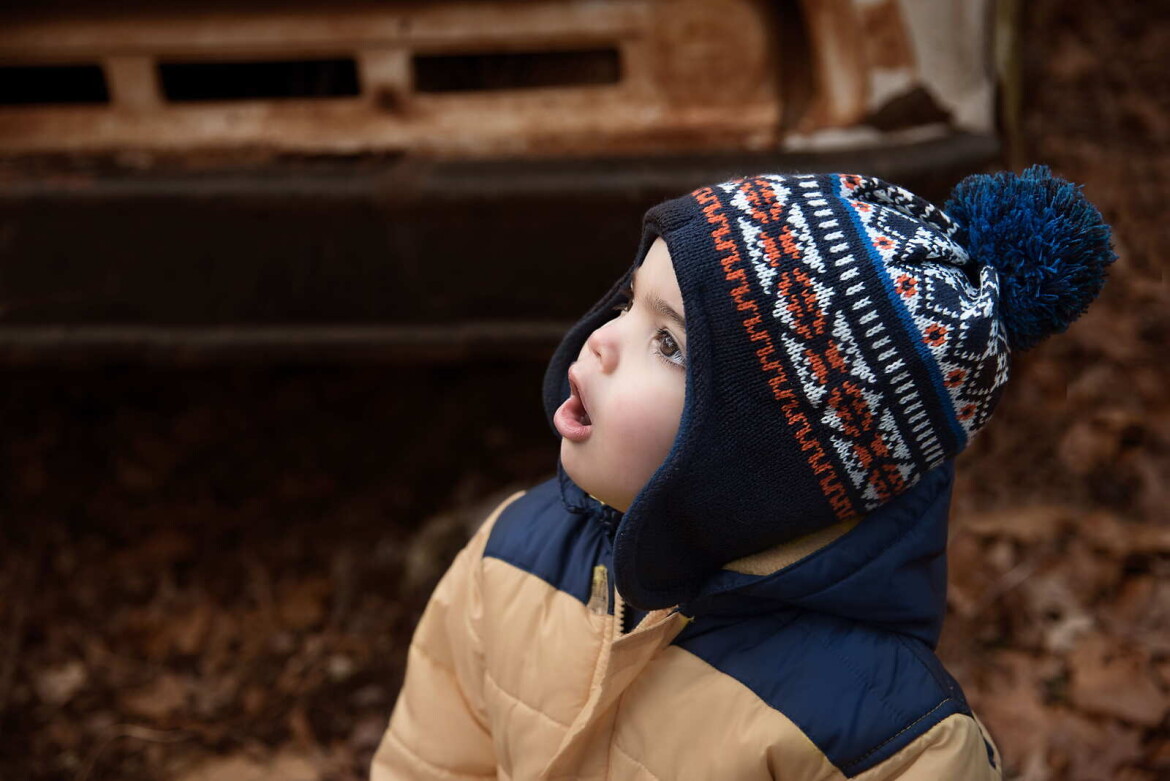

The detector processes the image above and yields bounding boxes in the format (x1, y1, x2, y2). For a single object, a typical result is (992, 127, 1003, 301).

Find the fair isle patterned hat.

(543, 166, 1115, 610)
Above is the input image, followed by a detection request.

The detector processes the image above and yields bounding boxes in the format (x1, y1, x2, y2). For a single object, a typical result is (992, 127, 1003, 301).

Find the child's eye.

(654, 329, 686, 368)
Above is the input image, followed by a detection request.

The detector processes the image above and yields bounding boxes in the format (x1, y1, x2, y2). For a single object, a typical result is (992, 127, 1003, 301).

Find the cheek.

(559, 365, 685, 511)
(608, 383, 684, 471)
(621, 402, 679, 453)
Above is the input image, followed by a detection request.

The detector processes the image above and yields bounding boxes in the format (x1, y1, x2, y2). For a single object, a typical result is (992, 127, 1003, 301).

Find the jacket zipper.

(588, 564, 610, 615)
(593, 563, 634, 635)
(615, 586, 628, 635)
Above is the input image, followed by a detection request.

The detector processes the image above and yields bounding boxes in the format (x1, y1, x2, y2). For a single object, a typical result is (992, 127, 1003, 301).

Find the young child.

(372, 167, 1114, 780)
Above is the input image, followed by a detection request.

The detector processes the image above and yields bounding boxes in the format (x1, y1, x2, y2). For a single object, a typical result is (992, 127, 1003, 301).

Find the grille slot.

(158, 58, 361, 102)
(0, 63, 109, 105)
(413, 48, 621, 93)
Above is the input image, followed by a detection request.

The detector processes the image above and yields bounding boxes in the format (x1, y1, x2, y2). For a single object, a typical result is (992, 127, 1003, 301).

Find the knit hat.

(543, 166, 1115, 610)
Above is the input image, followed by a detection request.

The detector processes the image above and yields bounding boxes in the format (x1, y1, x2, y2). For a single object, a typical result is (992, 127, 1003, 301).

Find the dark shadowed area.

(1, 2, 1167, 780)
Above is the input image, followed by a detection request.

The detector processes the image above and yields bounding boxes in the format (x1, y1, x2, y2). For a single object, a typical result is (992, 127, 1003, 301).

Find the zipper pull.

(587, 564, 610, 615)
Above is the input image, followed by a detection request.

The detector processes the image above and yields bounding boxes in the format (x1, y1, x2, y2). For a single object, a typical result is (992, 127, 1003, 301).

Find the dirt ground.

(2, 2, 1168, 780)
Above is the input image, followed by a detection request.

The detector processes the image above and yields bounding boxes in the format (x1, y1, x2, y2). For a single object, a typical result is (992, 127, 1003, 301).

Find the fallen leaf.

(1068, 633, 1168, 726)
(960, 505, 1070, 543)
(1015, 567, 1096, 654)
(172, 602, 214, 656)
(33, 661, 87, 706)
(288, 703, 318, 749)
(1048, 710, 1145, 781)
(120, 674, 190, 720)
(278, 577, 331, 630)
(193, 671, 240, 719)
(172, 749, 320, 781)
(350, 713, 388, 755)
(1081, 512, 1170, 556)
(1147, 737, 1170, 770)
(967, 651, 1053, 778)
(1107, 576, 1170, 654)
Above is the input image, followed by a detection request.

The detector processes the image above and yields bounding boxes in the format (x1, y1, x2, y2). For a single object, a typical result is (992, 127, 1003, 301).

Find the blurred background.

(0, 1, 1165, 779)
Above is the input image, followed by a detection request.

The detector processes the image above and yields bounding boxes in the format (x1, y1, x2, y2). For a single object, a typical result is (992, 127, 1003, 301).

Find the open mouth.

(553, 368, 592, 442)
(568, 376, 592, 426)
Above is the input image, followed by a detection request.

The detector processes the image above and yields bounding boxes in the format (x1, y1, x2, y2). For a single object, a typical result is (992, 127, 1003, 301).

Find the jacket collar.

(558, 459, 953, 649)
(680, 461, 955, 648)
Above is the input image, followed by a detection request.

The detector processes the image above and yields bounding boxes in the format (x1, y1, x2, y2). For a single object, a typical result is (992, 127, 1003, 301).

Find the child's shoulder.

(675, 610, 981, 776)
(481, 476, 610, 607)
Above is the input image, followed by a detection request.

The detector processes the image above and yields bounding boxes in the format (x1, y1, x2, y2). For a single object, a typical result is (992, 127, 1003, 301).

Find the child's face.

(553, 238, 687, 512)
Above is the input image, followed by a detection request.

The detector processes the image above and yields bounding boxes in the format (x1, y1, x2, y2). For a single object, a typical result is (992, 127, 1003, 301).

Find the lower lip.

(554, 397, 592, 442)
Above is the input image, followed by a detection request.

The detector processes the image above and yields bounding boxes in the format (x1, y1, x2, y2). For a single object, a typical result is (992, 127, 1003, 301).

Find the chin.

(560, 455, 631, 512)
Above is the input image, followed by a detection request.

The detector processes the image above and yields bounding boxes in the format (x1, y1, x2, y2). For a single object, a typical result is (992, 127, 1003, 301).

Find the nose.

(585, 318, 620, 373)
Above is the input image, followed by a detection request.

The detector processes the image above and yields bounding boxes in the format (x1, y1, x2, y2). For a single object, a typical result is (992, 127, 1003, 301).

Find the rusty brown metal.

(859, 0, 917, 72)
(0, 0, 991, 160)
(796, 0, 868, 130)
(0, 1, 1001, 364)
(0, 1, 775, 157)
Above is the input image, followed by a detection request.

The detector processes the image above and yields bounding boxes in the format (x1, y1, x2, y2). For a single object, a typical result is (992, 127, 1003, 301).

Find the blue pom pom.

(944, 165, 1117, 351)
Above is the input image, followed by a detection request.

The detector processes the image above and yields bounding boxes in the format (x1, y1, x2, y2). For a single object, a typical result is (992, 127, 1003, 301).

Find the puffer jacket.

(371, 463, 1001, 780)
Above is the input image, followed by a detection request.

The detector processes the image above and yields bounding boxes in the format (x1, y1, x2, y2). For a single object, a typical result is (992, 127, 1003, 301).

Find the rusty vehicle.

(0, 0, 1006, 363)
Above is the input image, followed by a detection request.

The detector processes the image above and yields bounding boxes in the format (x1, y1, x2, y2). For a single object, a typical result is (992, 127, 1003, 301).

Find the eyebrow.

(630, 275, 686, 335)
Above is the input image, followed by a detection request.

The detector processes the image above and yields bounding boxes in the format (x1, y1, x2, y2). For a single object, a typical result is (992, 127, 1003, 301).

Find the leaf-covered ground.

(1, 2, 1167, 779)
(936, 4, 1169, 778)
